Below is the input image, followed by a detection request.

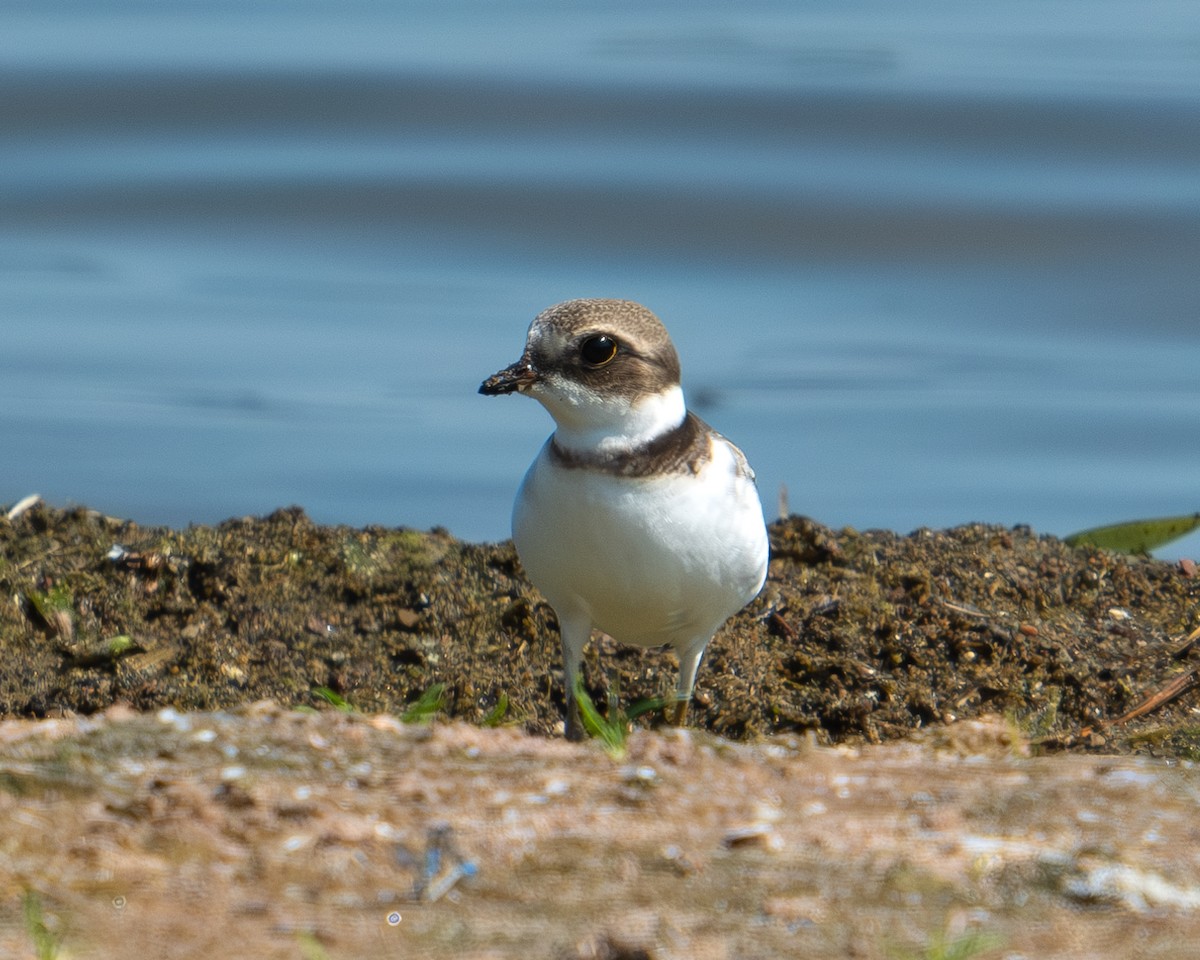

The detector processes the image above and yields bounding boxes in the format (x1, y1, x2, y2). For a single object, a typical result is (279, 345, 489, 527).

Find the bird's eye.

(580, 334, 618, 367)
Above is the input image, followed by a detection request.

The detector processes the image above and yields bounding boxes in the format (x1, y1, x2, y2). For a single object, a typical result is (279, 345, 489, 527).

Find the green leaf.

(107, 635, 135, 657)
(27, 584, 72, 618)
(1065, 513, 1200, 554)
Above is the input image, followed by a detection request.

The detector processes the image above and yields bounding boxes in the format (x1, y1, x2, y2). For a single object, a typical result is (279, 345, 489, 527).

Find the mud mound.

(1, 503, 1197, 755)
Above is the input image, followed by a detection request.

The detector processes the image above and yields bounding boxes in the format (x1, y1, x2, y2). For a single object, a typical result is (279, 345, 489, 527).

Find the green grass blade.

(886, 926, 1003, 960)
(1065, 513, 1200, 553)
(401, 683, 446, 723)
(312, 686, 354, 712)
(625, 695, 670, 722)
(22, 890, 59, 960)
(573, 676, 627, 757)
(481, 692, 510, 727)
(297, 931, 331, 960)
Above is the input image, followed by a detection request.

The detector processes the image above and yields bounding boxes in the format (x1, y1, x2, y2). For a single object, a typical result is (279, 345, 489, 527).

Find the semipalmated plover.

(480, 299, 769, 740)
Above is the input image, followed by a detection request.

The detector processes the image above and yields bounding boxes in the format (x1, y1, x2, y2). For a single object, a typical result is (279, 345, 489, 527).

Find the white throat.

(545, 384, 686, 455)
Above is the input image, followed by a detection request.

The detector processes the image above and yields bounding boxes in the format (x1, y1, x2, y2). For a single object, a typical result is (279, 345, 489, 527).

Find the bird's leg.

(671, 638, 709, 728)
(565, 695, 585, 742)
(559, 615, 591, 742)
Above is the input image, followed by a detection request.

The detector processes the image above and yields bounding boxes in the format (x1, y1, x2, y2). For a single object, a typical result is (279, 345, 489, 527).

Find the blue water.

(3, 1, 1199, 560)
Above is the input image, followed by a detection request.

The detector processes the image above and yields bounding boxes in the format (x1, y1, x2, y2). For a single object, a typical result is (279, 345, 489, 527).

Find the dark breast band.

(549, 412, 717, 478)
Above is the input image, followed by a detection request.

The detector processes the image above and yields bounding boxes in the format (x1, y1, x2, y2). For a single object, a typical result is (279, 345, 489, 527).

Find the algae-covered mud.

(1, 502, 1197, 754)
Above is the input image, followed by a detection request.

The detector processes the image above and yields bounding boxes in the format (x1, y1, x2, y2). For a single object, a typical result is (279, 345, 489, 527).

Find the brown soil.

(2, 502, 1197, 753)
(1, 501, 1199, 958)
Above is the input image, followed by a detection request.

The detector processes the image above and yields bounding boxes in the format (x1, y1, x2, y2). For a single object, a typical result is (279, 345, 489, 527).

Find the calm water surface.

(2, 1, 1198, 557)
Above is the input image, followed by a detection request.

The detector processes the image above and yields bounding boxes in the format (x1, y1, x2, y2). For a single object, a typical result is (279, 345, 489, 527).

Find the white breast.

(512, 434, 769, 649)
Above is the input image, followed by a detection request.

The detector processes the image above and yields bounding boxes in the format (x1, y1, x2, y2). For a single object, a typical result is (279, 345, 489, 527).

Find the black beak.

(479, 358, 539, 396)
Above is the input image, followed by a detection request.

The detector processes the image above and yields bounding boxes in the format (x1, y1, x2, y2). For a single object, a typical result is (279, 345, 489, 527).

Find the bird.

(480, 298, 769, 740)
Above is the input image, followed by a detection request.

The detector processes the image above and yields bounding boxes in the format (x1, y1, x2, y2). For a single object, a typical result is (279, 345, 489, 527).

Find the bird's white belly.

(512, 439, 768, 648)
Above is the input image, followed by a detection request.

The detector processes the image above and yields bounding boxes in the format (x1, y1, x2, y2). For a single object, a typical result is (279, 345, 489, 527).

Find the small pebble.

(722, 823, 783, 851)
